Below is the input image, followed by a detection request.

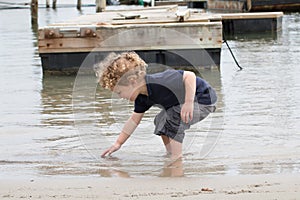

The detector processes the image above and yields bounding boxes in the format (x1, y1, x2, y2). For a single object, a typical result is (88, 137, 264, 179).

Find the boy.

(94, 52, 217, 161)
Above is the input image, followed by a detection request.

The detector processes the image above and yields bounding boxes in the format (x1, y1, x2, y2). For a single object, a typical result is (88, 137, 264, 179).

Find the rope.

(223, 30, 243, 71)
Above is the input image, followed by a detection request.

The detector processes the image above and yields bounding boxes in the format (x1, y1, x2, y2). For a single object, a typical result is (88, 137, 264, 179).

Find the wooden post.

(151, 0, 155, 7)
(31, 0, 38, 26)
(246, 0, 252, 11)
(52, 0, 57, 9)
(77, 0, 82, 10)
(46, 0, 50, 8)
(96, 0, 106, 12)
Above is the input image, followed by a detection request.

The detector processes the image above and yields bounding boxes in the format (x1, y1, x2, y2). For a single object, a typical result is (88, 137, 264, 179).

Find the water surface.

(0, 4, 299, 178)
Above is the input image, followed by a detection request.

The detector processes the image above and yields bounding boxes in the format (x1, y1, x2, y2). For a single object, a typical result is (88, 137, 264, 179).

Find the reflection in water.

(41, 76, 76, 127)
(160, 158, 184, 177)
(97, 169, 130, 178)
(41, 75, 116, 127)
(39, 68, 225, 177)
(224, 31, 282, 41)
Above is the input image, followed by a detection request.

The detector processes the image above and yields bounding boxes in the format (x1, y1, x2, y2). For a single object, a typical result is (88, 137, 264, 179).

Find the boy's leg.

(155, 105, 184, 157)
(161, 135, 171, 155)
(169, 138, 182, 160)
(161, 135, 182, 159)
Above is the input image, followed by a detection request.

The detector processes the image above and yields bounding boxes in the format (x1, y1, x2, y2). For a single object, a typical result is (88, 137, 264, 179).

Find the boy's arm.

(181, 71, 196, 123)
(101, 112, 144, 157)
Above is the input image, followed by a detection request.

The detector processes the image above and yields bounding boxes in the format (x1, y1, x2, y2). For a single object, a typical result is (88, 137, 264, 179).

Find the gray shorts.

(154, 104, 216, 143)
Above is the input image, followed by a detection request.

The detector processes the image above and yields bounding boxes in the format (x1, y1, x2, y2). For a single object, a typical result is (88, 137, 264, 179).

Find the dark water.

(0, 4, 299, 178)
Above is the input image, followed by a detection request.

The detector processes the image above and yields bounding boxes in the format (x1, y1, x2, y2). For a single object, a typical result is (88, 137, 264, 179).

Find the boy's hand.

(181, 102, 194, 124)
(101, 143, 121, 158)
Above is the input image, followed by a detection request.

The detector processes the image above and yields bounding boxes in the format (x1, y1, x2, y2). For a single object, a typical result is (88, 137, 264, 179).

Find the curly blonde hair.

(94, 52, 147, 90)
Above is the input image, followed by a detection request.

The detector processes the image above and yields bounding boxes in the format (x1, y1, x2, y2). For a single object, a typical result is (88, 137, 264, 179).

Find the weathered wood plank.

(221, 12, 283, 20)
(207, 0, 300, 12)
(48, 10, 220, 26)
(38, 6, 282, 55)
(250, 0, 300, 12)
(176, 9, 191, 22)
(155, 1, 187, 6)
(207, 0, 245, 11)
(39, 21, 223, 54)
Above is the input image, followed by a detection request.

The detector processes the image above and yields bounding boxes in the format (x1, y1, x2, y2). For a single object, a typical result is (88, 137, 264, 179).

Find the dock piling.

(77, 0, 81, 10)
(46, 0, 50, 8)
(52, 0, 57, 9)
(31, 0, 38, 26)
(96, 0, 106, 12)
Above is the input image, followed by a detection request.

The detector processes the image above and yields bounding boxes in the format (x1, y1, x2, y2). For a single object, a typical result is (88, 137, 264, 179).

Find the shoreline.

(1, 174, 299, 199)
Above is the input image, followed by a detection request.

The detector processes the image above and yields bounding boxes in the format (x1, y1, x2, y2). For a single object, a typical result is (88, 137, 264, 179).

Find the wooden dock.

(221, 12, 283, 37)
(38, 6, 223, 74)
(248, 0, 300, 12)
(207, 0, 300, 12)
(155, 0, 208, 8)
(38, 5, 283, 74)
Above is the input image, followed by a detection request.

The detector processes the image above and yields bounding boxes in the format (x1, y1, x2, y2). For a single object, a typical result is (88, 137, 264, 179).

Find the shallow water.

(0, 3, 299, 178)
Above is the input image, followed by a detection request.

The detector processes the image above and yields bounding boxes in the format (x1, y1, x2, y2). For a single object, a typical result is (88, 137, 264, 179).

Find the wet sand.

(1, 174, 299, 199)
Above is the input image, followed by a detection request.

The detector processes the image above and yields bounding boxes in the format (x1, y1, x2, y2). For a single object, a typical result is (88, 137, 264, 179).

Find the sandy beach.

(1, 174, 299, 199)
